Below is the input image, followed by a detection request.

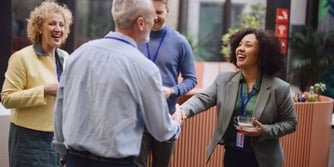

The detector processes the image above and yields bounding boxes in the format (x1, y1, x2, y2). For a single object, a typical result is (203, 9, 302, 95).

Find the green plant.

(288, 27, 334, 91)
(293, 82, 327, 102)
(183, 31, 210, 61)
(304, 82, 327, 102)
(221, 28, 238, 60)
(221, 3, 265, 60)
(314, 82, 327, 94)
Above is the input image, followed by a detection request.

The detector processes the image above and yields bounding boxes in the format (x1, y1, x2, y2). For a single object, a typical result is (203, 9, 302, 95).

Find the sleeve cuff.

(51, 141, 67, 155)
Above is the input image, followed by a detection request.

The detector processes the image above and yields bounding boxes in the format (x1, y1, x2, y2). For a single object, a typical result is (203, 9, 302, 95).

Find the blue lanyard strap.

(146, 29, 167, 62)
(56, 65, 61, 82)
(105, 36, 136, 48)
(55, 53, 62, 83)
(239, 83, 256, 116)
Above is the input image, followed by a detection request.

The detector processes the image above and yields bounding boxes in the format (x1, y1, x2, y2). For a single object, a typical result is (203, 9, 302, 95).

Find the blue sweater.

(138, 26, 197, 113)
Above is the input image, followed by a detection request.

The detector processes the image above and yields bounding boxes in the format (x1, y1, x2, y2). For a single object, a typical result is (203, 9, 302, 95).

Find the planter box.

(281, 96, 333, 167)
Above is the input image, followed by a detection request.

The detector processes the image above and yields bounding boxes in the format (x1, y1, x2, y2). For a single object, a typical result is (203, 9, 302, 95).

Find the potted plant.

(294, 82, 327, 102)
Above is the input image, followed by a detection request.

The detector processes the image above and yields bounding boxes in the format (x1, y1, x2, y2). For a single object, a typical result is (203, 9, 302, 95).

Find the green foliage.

(314, 82, 327, 95)
(221, 28, 238, 59)
(221, 3, 265, 60)
(288, 27, 334, 91)
(183, 31, 209, 61)
(325, 0, 334, 17)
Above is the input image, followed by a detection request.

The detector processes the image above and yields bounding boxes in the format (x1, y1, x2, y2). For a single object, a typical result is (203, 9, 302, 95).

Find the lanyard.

(146, 29, 167, 62)
(56, 65, 61, 82)
(105, 36, 136, 48)
(55, 53, 62, 83)
(239, 83, 256, 116)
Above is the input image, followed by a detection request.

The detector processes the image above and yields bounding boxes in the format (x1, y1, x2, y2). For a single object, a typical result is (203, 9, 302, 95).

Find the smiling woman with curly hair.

(229, 28, 285, 77)
(181, 28, 297, 167)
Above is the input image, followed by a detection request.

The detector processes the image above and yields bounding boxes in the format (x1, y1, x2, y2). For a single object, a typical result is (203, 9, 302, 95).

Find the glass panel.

(198, 2, 243, 61)
(74, 0, 114, 48)
(11, 0, 115, 51)
(11, 0, 46, 53)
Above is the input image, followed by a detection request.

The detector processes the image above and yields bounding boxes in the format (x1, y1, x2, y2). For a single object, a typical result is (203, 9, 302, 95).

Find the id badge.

(236, 132, 244, 148)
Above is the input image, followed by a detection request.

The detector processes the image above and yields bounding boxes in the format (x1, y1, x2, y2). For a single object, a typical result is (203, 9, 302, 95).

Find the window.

(197, 2, 243, 61)
(11, 0, 46, 53)
(11, 0, 115, 52)
(74, 0, 114, 48)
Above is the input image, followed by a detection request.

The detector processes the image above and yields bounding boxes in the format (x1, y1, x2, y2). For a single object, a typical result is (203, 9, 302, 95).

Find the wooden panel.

(281, 96, 333, 167)
(171, 107, 224, 167)
(147, 107, 224, 167)
(281, 103, 313, 167)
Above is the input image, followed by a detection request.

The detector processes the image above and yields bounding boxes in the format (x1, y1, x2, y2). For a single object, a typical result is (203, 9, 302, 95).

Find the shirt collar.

(239, 74, 263, 91)
(33, 42, 48, 56)
(150, 26, 168, 39)
(32, 42, 64, 58)
(104, 31, 137, 48)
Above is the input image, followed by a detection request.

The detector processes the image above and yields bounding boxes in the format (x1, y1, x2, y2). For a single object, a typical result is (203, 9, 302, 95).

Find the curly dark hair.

(229, 28, 285, 77)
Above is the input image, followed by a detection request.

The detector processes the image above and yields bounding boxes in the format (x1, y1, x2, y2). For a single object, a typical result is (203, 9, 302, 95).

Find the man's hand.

(44, 83, 58, 97)
(162, 87, 174, 98)
(60, 155, 66, 166)
(172, 104, 184, 125)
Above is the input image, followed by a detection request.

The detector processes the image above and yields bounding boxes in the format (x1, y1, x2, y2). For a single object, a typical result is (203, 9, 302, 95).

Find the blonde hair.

(26, 1, 73, 43)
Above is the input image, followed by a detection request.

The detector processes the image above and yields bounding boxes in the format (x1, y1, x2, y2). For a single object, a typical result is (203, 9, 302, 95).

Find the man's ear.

(136, 16, 145, 31)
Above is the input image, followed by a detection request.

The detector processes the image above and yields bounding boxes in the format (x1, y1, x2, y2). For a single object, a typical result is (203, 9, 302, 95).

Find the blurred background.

(2, 0, 333, 96)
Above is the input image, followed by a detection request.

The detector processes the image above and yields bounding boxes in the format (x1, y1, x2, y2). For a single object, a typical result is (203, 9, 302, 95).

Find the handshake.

(171, 104, 187, 125)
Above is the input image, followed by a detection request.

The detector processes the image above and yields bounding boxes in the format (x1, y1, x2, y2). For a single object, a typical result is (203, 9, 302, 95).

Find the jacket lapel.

(207, 72, 240, 162)
(221, 72, 240, 130)
(253, 75, 271, 118)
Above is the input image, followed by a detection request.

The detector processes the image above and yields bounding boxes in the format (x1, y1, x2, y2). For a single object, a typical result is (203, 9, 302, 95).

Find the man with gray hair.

(136, 0, 197, 167)
(52, 0, 183, 166)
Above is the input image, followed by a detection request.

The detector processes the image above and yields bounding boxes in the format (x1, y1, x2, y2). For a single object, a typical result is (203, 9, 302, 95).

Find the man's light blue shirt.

(52, 31, 180, 158)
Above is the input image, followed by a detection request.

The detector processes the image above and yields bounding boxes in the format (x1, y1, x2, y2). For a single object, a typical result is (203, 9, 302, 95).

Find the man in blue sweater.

(135, 0, 197, 167)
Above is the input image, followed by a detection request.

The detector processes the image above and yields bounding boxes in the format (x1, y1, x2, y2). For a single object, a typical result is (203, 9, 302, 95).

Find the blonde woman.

(1, 1, 72, 166)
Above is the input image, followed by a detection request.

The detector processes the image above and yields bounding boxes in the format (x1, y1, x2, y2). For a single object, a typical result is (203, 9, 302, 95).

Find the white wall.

(290, 0, 307, 26)
(0, 104, 10, 167)
(166, 1, 180, 29)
